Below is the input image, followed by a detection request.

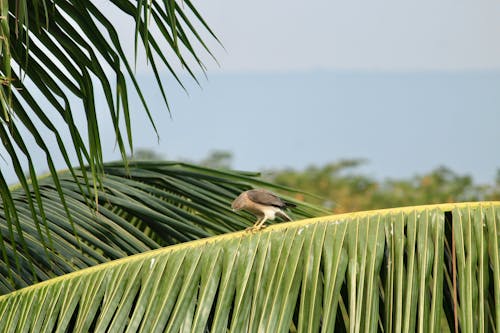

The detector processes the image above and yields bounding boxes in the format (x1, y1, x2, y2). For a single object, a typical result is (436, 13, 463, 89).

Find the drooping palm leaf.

(0, 202, 498, 332)
(0, 0, 217, 294)
(1, 161, 327, 295)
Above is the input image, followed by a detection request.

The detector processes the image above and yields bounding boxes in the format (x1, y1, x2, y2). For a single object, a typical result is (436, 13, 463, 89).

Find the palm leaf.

(0, 202, 498, 332)
(0, 1, 217, 295)
(1, 161, 327, 295)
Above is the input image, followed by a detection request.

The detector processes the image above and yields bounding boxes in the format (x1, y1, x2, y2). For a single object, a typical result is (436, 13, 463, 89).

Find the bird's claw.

(245, 225, 267, 232)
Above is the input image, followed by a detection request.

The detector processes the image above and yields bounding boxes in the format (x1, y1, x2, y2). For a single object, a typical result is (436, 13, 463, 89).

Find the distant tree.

(130, 148, 165, 161)
(268, 161, 495, 213)
(485, 168, 500, 200)
(199, 150, 233, 169)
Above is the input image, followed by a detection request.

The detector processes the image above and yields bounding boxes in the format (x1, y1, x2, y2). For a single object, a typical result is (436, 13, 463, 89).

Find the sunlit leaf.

(0, 161, 326, 294)
(0, 202, 498, 332)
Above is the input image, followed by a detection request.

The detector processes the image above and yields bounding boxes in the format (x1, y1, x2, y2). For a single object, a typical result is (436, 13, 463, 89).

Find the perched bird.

(231, 189, 296, 230)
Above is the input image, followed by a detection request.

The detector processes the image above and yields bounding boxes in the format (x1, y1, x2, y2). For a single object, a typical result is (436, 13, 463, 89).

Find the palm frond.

(0, 202, 498, 332)
(0, 0, 217, 295)
(0, 161, 327, 295)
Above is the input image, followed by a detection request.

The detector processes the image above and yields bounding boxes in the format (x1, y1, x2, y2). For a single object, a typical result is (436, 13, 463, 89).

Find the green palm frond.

(1, 161, 327, 295)
(0, 202, 498, 332)
(0, 1, 217, 293)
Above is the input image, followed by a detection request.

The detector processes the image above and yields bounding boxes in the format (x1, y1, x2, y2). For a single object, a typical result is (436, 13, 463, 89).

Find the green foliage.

(1, 202, 499, 332)
(0, 1, 218, 289)
(190, 152, 500, 213)
(266, 159, 500, 213)
(130, 149, 165, 161)
(0, 161, 326, 295)
(199, 150, 234, 169)
(0, 2, 498, 331)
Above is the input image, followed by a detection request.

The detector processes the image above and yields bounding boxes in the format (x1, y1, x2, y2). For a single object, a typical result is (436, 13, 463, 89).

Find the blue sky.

(3, 0, 500, 184)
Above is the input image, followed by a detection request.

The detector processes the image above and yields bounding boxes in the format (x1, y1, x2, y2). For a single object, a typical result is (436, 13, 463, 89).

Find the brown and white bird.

(231, 189, 296, 230)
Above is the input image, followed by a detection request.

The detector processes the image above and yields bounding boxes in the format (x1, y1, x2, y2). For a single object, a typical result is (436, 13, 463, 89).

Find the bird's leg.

(245, 217, 261, 231)
(254, 217, 268, 230)
(245, 217, 267, 232)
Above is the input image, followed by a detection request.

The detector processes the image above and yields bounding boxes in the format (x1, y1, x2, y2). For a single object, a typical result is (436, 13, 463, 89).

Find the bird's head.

(231, 194, 245, 211)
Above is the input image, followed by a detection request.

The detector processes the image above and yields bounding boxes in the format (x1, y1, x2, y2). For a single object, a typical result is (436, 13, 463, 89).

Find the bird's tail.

(277, 211, 293, 222)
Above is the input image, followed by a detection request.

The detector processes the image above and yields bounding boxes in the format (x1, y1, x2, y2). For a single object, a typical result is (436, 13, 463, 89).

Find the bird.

(231, 189, 296, 230)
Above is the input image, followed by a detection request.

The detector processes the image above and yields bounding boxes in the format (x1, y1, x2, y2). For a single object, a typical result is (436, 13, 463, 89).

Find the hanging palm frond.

(0, 0, 217, 296)
(0, 161, 327, 295)
(0, 202, 498, 332)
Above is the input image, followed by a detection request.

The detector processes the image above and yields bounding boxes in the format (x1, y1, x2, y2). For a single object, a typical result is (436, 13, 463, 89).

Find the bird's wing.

(247, 189, 287, 208)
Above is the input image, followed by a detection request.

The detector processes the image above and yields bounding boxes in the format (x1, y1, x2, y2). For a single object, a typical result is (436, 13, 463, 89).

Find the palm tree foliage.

(1, 161, 326, 295)
(2, 2, 499, 332)
(0, 0, 217, 286)
(0, 202, 498, 332)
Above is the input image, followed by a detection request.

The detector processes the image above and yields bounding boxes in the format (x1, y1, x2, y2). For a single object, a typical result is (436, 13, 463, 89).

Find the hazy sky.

(95, 0, 500, 72)
(190, 0, 500, 72)
(122, 0, 498, 183)
(125, 71, 500, 184)
(3, 1, 500, 185)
